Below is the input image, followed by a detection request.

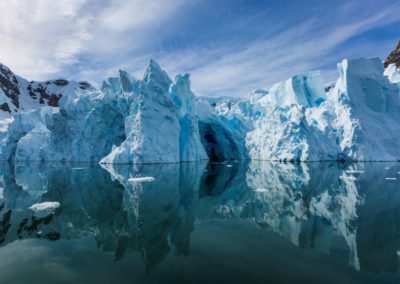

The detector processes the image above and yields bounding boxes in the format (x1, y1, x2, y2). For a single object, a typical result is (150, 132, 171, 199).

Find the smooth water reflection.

(0, 161, 399, 283)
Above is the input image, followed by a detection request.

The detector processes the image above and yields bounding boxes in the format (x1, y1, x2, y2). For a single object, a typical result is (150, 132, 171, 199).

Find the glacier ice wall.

(101, 60, 207, 164)
(330, 58, 400, 161)
(1, 57, 400, 163)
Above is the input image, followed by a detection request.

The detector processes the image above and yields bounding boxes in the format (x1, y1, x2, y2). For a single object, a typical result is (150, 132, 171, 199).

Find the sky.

(0, 0, 399, 97)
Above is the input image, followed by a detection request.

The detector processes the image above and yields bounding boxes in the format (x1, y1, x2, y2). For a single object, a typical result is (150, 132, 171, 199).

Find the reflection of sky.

(2, 221, 399, 284)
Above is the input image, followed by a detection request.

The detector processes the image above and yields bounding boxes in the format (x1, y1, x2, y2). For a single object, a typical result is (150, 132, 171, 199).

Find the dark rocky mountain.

(384, 41, 400, 68)
(0, 63, 93, 116)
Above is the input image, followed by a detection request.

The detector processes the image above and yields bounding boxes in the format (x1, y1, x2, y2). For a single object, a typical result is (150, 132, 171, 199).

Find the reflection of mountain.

(0, 161, 399, 273)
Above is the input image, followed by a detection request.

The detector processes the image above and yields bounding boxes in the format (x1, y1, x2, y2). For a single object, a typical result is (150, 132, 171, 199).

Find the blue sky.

(0, 0, 399, 97)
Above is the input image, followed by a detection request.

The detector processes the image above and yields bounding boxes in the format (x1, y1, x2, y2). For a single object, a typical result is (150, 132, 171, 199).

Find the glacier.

(0, 52, 400, 163)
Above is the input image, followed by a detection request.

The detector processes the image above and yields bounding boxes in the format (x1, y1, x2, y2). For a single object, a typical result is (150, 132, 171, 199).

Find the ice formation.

(1, 43, 400, 163)
(331, 58, 400, 161)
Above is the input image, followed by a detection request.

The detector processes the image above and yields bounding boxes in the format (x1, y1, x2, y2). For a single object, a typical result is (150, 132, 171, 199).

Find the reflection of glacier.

(0, 161, 399, 273)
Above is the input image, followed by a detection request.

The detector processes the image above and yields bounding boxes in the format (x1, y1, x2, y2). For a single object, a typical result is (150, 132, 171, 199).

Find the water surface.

(0, 161, 399, 283)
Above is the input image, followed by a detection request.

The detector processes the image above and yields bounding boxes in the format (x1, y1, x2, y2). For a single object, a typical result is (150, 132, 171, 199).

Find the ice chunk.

(345, 170, 365, 174)
(29, 201, 60, 212)
(128, 176, 155, 182)
(385, 177, 397, 181)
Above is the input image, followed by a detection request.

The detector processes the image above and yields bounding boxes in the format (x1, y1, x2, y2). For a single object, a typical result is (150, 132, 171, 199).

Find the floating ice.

(128, 176, 155, 182)
(345, 170, 365, 174)
(29, 201, 60, 212)
(385, 177, 397, 181)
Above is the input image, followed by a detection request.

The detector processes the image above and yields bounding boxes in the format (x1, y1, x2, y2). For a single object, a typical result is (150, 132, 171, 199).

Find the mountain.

(1, 44, 400, 163)
(384, 42, 400, 85)
(0, 63, 94, 118)
(384, 41, 400, 68)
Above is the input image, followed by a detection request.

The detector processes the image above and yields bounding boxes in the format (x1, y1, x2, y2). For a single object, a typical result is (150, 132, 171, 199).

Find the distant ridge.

(384, 40, 400, 68)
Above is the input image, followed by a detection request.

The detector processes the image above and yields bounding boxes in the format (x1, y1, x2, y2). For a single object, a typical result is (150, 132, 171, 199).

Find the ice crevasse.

(1, 57, 400, 163)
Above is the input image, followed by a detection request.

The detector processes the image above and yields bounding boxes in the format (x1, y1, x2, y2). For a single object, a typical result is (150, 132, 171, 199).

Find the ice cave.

(198, 121, 241, 162)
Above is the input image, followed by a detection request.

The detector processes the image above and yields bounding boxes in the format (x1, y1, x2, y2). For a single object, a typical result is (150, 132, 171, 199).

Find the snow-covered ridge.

(0, 63, 95, 118)
(384, 41, 400, 69)
(1, 45, 400, 163)
(383, 40, 400, 86)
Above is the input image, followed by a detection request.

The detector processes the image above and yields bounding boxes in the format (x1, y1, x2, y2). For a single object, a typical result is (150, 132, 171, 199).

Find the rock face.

(1, 53, 400, 163)
(384, 41, 400, 68)
(384, 42, 400, 86)
(0, 63, 94, 118)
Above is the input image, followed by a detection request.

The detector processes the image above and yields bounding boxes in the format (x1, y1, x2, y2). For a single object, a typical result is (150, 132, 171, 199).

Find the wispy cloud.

(155, 1, 400, 96)
(0, 0, 399, 97)
(0, 0, 187, 79)
(0, 0, 92, 77)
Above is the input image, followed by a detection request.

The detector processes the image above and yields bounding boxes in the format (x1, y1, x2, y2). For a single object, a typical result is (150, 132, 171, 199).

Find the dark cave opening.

(199, 122, 240, 162)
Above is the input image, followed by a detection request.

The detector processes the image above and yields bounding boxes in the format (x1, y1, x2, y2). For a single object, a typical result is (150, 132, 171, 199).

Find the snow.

(29, 201, 60, 212)
(0, 63, 94, 120)
(1, 57, 400, 164)
(384, 63, 400, 86)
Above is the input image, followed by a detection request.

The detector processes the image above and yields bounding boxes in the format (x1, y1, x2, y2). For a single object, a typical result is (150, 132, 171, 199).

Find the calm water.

(0, 161, 399, 284)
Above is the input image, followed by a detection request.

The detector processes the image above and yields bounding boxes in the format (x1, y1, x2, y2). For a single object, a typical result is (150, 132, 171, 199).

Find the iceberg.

(329, 58, 400, 161)
(101, 61, 207, 164)
(1, 50, 400, 163)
